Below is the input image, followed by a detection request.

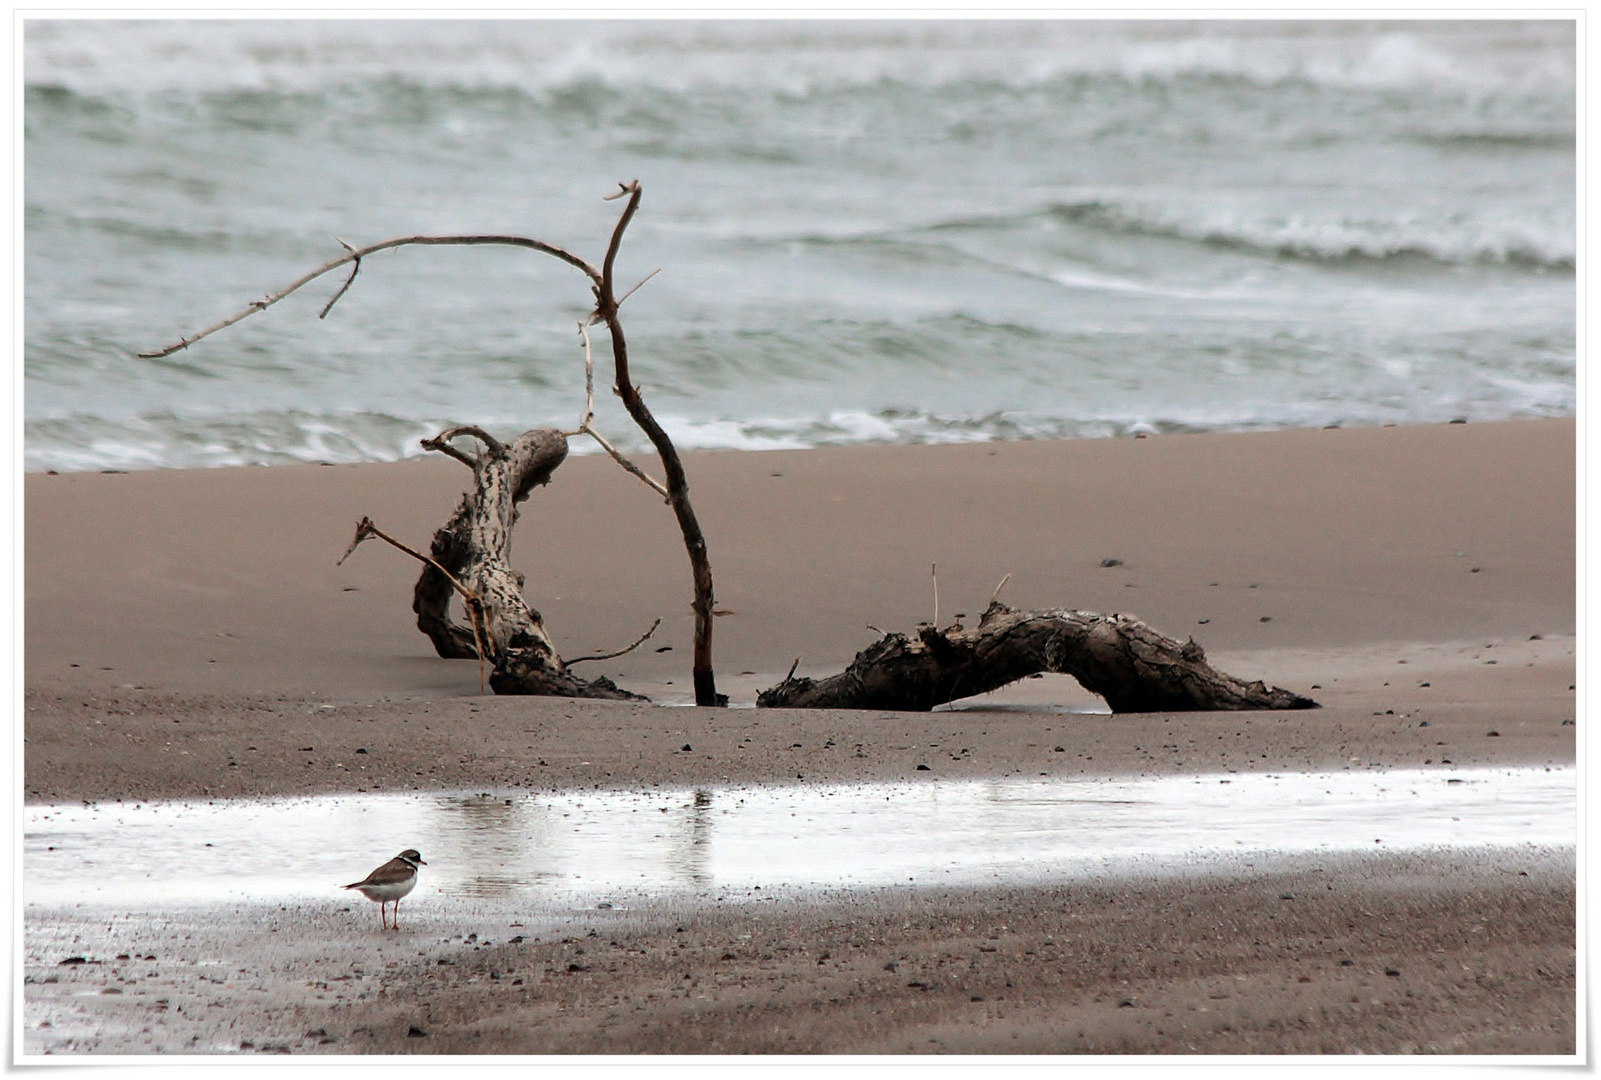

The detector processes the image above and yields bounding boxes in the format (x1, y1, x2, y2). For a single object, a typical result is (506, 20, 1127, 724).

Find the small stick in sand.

(989, 573, 1012, 607)
(566, 618, 663, 665)
(932, 562, 940, 628)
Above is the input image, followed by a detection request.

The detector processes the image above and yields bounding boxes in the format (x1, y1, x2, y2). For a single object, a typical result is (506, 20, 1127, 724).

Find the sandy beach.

(22, 418, 1576, 1057)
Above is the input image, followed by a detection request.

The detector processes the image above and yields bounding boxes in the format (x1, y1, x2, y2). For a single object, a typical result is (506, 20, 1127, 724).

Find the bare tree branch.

(588, 181, 724, 706)
(140, 234, 601, 359)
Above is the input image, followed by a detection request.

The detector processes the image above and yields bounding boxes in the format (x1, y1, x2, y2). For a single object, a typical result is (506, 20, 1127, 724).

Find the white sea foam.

(25, 20, 1573, 98)
(24, 19, 1574, 472)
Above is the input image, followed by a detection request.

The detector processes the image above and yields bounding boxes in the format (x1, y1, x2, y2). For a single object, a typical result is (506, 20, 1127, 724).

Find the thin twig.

(338, 517, 478, 605)
(615, 267, 660, 309)
(566, 322, 670, 500)
(338, 516, 493, 692)
(989, 573, 1012, 606)
(318, 239, 362, 319)
(783, 656, 801, 684)
(565, 618, 662, 665)
(932, 562, 940, 628)
(140, 234, 601, 359)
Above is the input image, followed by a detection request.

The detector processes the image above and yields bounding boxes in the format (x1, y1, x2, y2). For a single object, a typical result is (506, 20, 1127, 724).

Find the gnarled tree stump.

(411, 425, 641, 700)
(756, 601, 1317, 713)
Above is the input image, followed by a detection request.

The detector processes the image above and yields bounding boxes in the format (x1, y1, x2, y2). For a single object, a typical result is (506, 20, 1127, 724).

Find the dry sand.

(21, 418, 1577, 1057)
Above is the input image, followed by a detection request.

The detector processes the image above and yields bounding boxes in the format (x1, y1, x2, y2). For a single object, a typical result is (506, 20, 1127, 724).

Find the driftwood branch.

(139, 234, 599, 359)
(590, 181, 725, 706)
(757, 601, 1319, 714)
(408, 426, 642, 700)
(142, 183, 724, 706)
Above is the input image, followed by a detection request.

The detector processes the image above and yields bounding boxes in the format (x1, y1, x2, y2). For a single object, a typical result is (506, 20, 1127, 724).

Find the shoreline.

(25, 417, 1575, 803)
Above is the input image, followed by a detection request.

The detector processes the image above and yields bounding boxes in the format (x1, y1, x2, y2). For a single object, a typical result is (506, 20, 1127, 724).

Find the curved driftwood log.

(411, 425, 641, 700)
(756, 601, 1317, 713)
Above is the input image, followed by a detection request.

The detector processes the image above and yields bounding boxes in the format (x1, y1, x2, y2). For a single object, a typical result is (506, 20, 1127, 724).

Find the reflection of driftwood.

(757, 602, 1318, 713)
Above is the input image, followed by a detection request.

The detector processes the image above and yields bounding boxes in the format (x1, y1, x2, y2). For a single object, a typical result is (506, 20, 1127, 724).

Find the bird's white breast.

(357, 875, 417, 902)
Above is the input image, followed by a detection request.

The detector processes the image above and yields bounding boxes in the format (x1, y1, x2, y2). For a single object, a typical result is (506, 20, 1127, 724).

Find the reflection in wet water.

(24, 767, 1573, 911)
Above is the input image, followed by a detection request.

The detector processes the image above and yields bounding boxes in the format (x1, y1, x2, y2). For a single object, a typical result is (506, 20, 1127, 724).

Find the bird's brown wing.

(344, 856, 414, 889)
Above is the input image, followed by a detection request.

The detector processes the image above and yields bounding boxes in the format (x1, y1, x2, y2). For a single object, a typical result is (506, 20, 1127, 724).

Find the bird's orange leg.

(393, 899, 401, 930)
(381, 900, 391, 930)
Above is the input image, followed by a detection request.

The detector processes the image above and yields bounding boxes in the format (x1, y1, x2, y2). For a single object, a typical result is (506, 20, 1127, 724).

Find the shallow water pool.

(24, 766, 1573, 911)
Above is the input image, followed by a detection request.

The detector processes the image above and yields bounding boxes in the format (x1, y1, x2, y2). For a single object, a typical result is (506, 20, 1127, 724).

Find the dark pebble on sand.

(1100, 558, 1123, 567)
(916, 764, 930, 771)
(681, 744, 692, 752)
(407, 1026, 427, 1038)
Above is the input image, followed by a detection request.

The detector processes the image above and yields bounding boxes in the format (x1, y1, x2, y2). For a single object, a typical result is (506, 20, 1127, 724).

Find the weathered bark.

(412, 425, 641, 701)
(756, 601, 1317, 713)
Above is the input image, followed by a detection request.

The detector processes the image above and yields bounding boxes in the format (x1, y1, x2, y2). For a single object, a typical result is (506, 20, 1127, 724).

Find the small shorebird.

(344, 849, 426, 930)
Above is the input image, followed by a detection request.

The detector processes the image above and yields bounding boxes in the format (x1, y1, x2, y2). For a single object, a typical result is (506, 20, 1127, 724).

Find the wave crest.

(1047, 200, 1573, 269)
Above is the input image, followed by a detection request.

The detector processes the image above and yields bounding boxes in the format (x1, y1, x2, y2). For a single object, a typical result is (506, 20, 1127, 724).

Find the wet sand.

(22, 418, 1577, 1057)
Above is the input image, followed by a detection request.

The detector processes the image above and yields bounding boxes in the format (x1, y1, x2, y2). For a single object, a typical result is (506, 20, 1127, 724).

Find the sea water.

(24, 19, 1575, 473)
